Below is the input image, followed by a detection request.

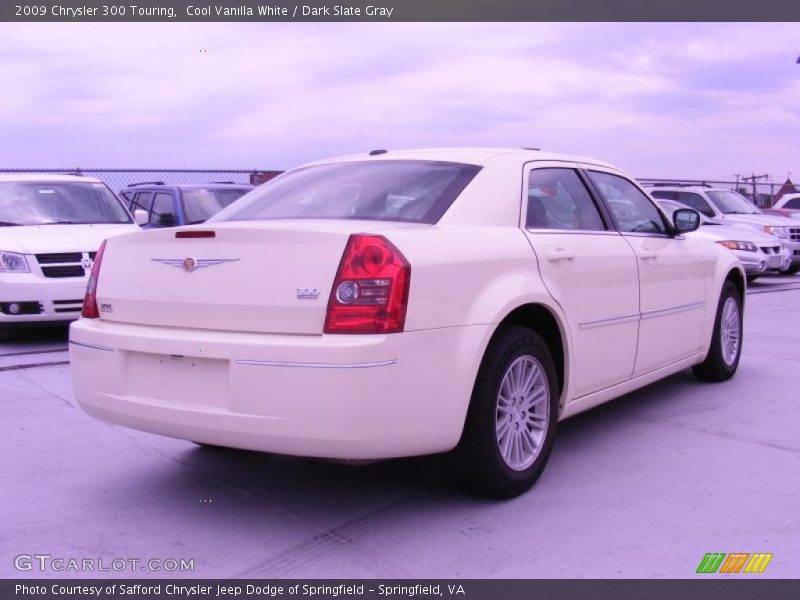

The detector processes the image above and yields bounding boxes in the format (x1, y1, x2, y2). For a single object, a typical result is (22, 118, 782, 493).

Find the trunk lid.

(95, 220, 424, 334)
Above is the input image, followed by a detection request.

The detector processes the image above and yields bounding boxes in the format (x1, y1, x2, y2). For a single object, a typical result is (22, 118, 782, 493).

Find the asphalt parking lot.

(3, 275, 799, 579)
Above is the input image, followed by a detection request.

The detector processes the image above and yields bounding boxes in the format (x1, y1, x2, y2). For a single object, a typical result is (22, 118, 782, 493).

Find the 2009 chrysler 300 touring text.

(70, 148, 745, 497)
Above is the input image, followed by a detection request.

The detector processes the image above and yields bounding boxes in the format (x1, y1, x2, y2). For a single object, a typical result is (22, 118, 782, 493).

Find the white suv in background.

(0, 174, 142, 333)
(647, 185, 800, 274)
(771, 193, 800, 210)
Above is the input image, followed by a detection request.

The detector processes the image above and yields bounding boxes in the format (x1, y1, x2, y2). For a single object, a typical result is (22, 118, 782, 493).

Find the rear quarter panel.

(383, 225, 572, 407)
(386, 226, 562, 331)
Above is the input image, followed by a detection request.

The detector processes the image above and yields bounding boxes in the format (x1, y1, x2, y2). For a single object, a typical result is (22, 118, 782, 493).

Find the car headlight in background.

(763, 225, 787, 239)
(717, 240, 758, 253)
(0, 251, 30, 272)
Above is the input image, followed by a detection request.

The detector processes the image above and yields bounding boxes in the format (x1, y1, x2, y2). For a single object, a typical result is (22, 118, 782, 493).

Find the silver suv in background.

(647, 185, 800, 274)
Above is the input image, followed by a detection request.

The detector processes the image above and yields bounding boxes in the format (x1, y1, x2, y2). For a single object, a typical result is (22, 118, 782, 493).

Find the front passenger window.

(588, 171, 666, 234)
(132, 191, 153, 215)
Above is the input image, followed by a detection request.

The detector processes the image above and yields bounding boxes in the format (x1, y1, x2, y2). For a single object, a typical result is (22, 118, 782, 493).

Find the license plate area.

(126, 351, 229, 409)
(766, 255, 782, 268)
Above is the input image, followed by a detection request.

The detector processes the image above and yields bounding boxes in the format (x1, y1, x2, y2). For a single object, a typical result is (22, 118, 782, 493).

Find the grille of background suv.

(35, 253, 96, 278)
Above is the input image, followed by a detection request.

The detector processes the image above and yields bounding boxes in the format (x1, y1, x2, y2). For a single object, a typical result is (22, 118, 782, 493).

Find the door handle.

(639, 250, 658, 261)
(546, 248, 575, 262)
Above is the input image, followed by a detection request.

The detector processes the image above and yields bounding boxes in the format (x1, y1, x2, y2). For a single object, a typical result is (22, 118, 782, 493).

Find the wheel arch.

(701, 253, 746, 353)
(491, 302, 570, 411)
(725, 266, 746, 307)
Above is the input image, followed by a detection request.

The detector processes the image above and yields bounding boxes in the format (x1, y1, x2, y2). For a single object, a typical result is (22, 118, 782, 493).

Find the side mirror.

(672, 208, 701, 234)
(133, 209, 148, 226)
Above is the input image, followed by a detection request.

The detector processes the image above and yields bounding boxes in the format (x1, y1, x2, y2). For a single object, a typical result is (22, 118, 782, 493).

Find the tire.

(455, 326, 559, 498)
(692, 280, 743, 382)
(781, 265, 800, 275)
(746, 275, 759, 284)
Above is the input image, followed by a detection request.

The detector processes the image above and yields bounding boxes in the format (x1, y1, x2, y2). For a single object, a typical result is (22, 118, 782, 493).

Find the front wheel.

(693, 280, 743, 382)
(455, 326, 559, 498)
(781, 265, 800, 275)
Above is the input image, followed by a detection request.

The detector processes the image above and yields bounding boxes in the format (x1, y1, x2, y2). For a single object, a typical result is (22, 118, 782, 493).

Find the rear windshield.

(0, 181, 132, 226)
(211, 160, 481, 225)
(181, 188, 252, 224)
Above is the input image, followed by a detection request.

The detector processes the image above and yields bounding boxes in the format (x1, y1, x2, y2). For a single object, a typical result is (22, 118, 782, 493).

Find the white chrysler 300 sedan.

(70, 149, 745, 497)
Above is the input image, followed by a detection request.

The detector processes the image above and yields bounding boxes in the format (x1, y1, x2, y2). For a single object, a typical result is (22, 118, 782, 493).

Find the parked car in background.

(770, 193, 800, 210)
(647, 185, 800, 274)
(654, 198, 789, 282)
(71, 148, 746, 497)
(0, 174, 141, 333)
(120, 182, 255, 228)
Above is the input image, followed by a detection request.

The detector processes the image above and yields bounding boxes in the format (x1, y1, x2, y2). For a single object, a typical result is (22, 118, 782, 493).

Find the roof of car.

(648, 185, 728, 193)
(298, 147, 620, 170)
(0, 173, 103, 183)
(122, 183, 254, 190)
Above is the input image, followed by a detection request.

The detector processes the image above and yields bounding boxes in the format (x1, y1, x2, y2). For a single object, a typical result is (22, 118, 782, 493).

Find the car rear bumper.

(0, 274, 87, 324)
(69, 319, 490, 459)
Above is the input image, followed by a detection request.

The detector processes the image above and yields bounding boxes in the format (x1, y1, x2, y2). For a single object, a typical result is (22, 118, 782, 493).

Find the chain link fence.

(0, 168, 283, 193)
(2, 168, 795, 209)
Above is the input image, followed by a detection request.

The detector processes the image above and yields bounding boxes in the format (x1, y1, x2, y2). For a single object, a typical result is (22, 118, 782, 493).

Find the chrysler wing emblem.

(151, 257, 240, 272)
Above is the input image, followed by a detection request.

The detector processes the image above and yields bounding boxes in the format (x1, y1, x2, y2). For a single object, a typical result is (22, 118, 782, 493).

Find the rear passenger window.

(526, 169, 606, 231)
(650, 190, 714, 217)
(676, 192, 714, 217)
(785, 198, 800, 209)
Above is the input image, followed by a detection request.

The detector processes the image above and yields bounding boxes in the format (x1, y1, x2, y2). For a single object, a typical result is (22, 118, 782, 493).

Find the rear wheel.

(693, 280, 743, 382)
(455, 326, 559, 498)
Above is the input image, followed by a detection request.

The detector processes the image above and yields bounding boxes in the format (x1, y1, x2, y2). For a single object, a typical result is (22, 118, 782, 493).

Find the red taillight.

(176, 230, 215, 239)
(81, 239, 107, 319)
(324, 234, 410, 334)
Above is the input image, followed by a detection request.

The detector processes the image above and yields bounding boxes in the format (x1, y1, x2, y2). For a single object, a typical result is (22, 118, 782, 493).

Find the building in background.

(249, 171, 283, 185)
(774, 178, 799, 204)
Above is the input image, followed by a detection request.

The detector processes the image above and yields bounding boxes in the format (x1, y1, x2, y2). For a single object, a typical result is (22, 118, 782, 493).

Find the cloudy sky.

(0, 22, 798, 180)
